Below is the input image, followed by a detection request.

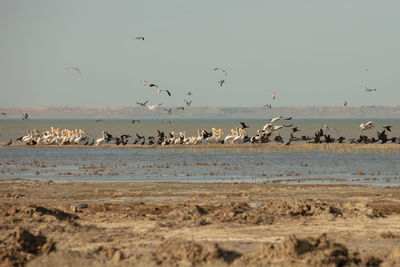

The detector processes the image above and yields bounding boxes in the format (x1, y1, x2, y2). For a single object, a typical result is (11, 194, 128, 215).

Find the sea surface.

(1, 119, 400, 186)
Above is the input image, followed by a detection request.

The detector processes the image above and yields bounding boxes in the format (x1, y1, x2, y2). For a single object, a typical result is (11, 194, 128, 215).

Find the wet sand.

(1, 180, 400, 266)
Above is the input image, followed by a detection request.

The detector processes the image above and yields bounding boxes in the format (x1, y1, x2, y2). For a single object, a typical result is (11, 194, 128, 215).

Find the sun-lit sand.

(1, 180, 400, 266)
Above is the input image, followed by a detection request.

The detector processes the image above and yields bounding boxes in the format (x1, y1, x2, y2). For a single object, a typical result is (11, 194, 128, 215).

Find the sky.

(0, 0, 399, 108)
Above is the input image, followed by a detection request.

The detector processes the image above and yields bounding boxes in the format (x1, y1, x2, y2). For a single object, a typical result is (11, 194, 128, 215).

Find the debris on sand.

(236, 233, 360, 266)
(150, 238, 241, 266)
(0, 227, 55, 266)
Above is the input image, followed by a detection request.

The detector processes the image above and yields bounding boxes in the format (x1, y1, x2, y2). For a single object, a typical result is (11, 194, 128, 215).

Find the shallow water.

(1, 146, 399, 186)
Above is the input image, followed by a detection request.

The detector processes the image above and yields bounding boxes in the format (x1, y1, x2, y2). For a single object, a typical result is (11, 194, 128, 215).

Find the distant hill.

(0, 105, 399, 119)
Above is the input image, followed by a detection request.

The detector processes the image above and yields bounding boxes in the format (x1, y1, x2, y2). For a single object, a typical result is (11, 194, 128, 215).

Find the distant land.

(0, 106, 399, 119)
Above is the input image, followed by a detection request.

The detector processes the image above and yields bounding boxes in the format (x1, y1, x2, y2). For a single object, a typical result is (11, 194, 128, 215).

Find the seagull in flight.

(157, 88, 171, 96)
(165, 108, 172, 115)
(213, 67, 227, 76)
(142, 80, 148, 86)
(22, 112, 28, 120)
(146, 103, 162, 110)
(1, 112, 6, 116)
(360, 121, 374, 131)
(271, 91, 276, 100)
(135, 36, 145, 40)
(185, 92, 193, 96)
(344, 101, 348, 107)
(66, 66, 82, 75)
(365, 86, 377, 92)
(264, 104, 272, 109)
(184, 100, 192, 106)
(323, 124, 339, 132)
(136, 100, 149, 107)
(218, 79, 225, 87)
(149, 83, 159, 88)
(176, 106, 185, 111)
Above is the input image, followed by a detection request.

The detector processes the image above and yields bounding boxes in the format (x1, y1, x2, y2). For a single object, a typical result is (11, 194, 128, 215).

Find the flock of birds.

(7, 117, 398, 147)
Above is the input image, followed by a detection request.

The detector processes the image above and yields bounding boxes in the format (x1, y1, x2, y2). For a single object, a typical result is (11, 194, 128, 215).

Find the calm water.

(1, 119, 400, 186)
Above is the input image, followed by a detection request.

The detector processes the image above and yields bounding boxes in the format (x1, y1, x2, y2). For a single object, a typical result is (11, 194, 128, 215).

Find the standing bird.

(271, 91, 276, 100)
(22, 113, 28, 120)
(213, 67, 227, 76)
(218, 80, 225, 87)
(135, 36, 145, 40)
(184, 100, 192, 107)
(66, 66, 82, 75)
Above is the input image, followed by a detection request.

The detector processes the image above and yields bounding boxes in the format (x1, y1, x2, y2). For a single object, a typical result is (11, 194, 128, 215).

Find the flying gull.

(66, 66, 82, 75)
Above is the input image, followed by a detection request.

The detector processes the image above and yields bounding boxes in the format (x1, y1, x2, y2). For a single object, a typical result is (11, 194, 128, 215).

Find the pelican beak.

(233, 130, 238, 135)
(81, 130, 86, 134)
(219, 130, 224, 135)
(240, 129, 248, 134)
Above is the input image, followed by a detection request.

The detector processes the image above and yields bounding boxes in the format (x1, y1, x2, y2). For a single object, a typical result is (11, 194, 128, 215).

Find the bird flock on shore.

(8, 118, 399, 147)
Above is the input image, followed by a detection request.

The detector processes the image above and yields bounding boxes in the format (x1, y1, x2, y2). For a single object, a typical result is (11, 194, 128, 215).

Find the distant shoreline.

(0, 105, 399, 119)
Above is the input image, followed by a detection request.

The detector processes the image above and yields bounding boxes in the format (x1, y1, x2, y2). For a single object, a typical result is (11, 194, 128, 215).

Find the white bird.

(157, 88, 171, 96)
(142, 80, 148, 86)
(323, 125, 339, 132)
(213, 67, 227, 76)
(271, 91, 276, 100)
(360, 121, 374, 131)
(146, 103, 162, 110)
(270, 116, 283, 123)
(95, 131, 106, 145)
(66, 66, 82, 75)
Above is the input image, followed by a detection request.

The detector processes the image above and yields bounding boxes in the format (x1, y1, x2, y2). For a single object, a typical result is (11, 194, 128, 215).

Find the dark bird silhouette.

(136, 100, 149, 107)
(176, 106, 185, 111)
(22, 113, 28, 120)
(6, 139, 12, 145)
(1, 112, 6, 116)
(344, 101, 348, 107)
(136, 134, 144, 140)
(88, 139, 95, 146)
(383, 126, 392, 132)
(16, 136, 24, 142)
(213, 67, 227, 76)
(149, 84, 158, 88)
(365, 86, 377, 92)
(105, 133, 113, 142)
(95, 120, 103, 123)
(135, 36, 144, 40)
(218, 79, 225, 87)
(184, 100, 192, 106)
(291, 127, 300, 133)
(131, 120, 141, 124)
(240, 122, 249, 129)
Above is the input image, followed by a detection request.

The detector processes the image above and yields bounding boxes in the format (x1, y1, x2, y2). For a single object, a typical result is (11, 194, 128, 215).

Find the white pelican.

(146, 103, 162, 110)
(95, 131, 106, 145)
(270, 116, 283, 123)
(360, 121, 374, 131)
(224, 129, 238, 144)
(233, 128, 247, 144)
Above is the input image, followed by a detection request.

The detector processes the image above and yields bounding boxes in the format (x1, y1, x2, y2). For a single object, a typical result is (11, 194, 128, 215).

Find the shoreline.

(1, 180, 400, 266)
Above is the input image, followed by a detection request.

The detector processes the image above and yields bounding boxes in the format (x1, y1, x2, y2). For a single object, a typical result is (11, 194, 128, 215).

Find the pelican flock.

(9, 119, 400, 147)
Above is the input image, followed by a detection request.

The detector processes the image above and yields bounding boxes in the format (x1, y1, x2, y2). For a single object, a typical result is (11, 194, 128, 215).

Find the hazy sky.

(0, 0, 399, 108)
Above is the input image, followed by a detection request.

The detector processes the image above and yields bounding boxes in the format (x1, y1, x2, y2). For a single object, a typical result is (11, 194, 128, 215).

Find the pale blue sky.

(0, 0, 399, 107)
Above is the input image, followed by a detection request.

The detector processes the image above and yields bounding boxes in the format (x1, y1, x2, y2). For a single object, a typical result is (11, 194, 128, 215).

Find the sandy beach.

(1, 180, 400, 266)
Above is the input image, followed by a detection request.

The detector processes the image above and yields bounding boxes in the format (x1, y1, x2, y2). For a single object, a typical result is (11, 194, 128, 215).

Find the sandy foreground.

(1, 180, 400, 266)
